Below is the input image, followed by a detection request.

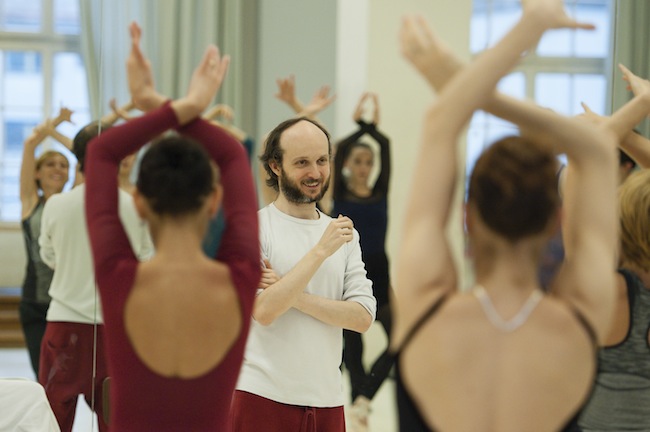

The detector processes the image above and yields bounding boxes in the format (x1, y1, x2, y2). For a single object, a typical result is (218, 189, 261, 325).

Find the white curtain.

(611, 0, 650, 136)
(79, 0, 250, 129)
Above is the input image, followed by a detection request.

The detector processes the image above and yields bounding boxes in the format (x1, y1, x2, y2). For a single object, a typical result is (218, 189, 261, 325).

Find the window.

(467, 0, 613, 176)
(0, 0, 89, 222)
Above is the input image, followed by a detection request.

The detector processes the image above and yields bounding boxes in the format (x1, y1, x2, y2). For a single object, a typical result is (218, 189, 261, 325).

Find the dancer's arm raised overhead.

(393, 0, 603, 345)
(19, 107, 73, 218)
(106, 98, 135, 123)
(364, 94, 390, 196)
(275, 75, 304, 114)
(274, 74, 335, 121)
(35, 119, 73, 150)
(611, 65, 650, 168)
(551, 66, 650, 340)
(332, 93, 390, 200)
(581, 102, 650, 169)
(405, 13, 650, 343)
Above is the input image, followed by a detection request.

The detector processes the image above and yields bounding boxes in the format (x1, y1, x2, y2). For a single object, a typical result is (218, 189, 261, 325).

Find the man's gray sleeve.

(341, 229, 377, 320)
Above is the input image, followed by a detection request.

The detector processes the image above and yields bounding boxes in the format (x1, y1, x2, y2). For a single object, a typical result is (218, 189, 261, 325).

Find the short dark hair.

(136, 135, 216, 216)
(468, 135, 560, 242)
(73, 122, 111, 173)
(343, 141, 373, 161)
(260, 117, 331, 191)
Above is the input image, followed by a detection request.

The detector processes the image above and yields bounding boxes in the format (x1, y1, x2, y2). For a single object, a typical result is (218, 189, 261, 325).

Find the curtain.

(611, 0, 650, 136)
(79, 0, 253, 132)
(79, 0, 137, 119)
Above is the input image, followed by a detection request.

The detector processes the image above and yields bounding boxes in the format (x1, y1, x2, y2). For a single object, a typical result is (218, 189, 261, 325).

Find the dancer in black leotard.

(332, 93, 394, 431)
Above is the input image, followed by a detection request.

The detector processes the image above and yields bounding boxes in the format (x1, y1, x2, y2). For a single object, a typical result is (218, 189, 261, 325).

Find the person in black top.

(331, 93, 393, 431)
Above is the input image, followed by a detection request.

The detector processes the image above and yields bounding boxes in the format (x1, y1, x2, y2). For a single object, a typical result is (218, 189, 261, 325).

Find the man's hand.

(315, 215, 354, 258)
(259, 259, 280, 289)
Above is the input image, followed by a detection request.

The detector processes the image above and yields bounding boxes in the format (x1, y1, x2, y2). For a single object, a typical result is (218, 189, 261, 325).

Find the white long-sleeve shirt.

(236, 203, 376, 407)
(39, 184, 152, 324)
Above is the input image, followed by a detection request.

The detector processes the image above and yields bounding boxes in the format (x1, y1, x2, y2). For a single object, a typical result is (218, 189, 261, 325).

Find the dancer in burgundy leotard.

(84, 22, 259, 431)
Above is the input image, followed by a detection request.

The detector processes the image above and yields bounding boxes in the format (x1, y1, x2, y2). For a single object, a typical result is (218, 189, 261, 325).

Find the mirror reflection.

(0, 0, 648, 431)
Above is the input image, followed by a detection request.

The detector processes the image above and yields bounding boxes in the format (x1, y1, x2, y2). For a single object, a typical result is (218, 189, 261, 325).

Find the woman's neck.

(473, 241, 541, 295)
(41, 186, 61, 201)
(346, 179, 371, 197)
(149, 219, 207, 262)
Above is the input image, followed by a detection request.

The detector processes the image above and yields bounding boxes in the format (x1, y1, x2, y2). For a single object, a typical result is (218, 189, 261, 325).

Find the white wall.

(255, 0, 373, 139)
(366, 0, 472, 287)
(256, 0, 339, 138)
(334, 0, 370, 136)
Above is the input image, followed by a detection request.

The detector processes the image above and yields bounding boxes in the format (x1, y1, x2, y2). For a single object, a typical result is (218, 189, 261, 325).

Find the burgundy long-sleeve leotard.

(85, 103, 260, 431)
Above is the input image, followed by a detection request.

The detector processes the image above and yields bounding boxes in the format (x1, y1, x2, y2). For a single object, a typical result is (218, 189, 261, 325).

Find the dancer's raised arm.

(394, 0, 600, 344)
(580, 102, 650, 169)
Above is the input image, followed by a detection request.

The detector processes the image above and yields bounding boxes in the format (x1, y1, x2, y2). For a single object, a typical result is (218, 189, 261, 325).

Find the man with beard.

(231, 117, 376, 431)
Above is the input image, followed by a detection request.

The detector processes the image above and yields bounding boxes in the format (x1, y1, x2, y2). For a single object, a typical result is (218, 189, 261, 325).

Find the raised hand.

(204, 104, 234, 123)
(275, 75, 301, 109)
(578, 102, 607, 125)
(352, 92, 380, 125)
(521, 0, 595, 30)
(301, 85, 336, 118)
(126, 21, 165, 112)
(399, 15, 463, 91)
(316, 215, 354, 258)
(353, 93, 370, 123)
(32, 118, 73, 150)
(55, 107, 74, 124)
(109, 98, 134, 122)
(184, 45, 230, 114)
(370, 93, 380, 125)
(619, 64, 650, 100)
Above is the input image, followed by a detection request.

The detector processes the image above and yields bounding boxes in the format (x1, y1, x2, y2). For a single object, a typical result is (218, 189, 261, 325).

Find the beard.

(279, 168, 330, 204)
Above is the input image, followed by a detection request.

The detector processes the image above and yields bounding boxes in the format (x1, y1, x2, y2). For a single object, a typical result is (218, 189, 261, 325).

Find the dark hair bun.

(137, 135, 214, 216)
(468, 136, 559, 242)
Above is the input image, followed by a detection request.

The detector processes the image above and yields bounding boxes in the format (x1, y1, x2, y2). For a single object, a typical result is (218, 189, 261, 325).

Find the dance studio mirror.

(0, 0, 646, 429)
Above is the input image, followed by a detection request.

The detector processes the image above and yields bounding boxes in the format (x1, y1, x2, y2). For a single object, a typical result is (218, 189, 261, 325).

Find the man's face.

(273, 121, 331, 204)
(279, 164, 330, 204)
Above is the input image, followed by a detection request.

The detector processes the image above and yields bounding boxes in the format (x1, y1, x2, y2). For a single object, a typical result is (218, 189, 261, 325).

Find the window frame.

(466, 0, 615, 179)
(0, 1, 83, 226)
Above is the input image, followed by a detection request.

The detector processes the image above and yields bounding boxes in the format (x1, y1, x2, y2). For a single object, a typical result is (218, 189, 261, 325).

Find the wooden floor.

(0, 294, 24, 348)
